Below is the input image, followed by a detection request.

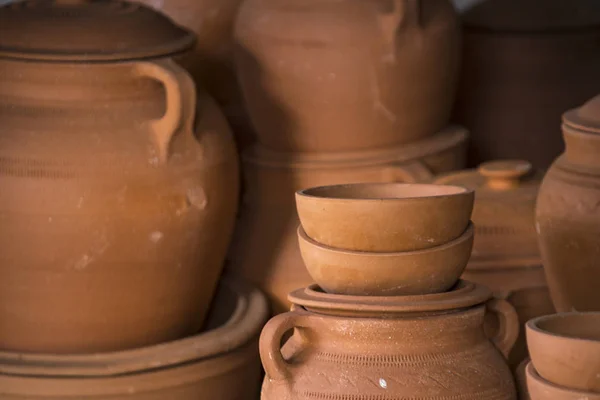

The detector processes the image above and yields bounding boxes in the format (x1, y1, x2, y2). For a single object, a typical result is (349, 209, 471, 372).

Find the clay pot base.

(288, 280, 492, 318)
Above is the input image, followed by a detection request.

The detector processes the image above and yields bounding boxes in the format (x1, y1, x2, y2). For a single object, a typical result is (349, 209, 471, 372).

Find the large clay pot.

(234, 0, 461, 152)
(536, 94, 600, 312)
(0, 278, 268, 400)
(453, 0, 600, 169)
(260, 281, 518, 399)
(227, 127, 468, 313)
(0, 0, 239, 353)
(434, 160, 554, 367)
(137, 0, 255, 150)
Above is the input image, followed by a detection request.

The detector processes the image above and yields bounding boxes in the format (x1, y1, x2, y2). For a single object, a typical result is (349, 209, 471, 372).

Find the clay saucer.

(526, 312, 600, 393)
(297, 223, 474, 296)
(295, 182, 474, 252)
(288, 279, 491, 318)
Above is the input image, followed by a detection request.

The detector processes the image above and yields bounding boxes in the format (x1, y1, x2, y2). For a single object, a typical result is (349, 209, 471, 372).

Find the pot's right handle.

(259, 311, 310, 382)
(384, 159, 433, 183)
(132, 59, 197, 165)
(486, 298, 520, 359)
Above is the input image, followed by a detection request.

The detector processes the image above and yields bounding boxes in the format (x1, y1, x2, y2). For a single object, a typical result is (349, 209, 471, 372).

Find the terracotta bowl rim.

(526, 361, 600, 397)
(297, 222, 474, 257)
(527, 312, 600, 344)
(296, 182, 474, 202)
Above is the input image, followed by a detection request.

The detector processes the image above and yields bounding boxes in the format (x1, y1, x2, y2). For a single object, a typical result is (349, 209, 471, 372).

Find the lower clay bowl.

(297, 223, 474, 296)
(526, 362, 600, 400)
(526, 312, 600, 393)
(0, 277, 268, 400)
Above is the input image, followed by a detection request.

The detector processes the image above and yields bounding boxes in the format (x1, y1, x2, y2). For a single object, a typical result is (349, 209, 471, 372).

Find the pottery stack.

(434, 160, 555, 369)
(259, 183, 519, 400)
(228, 0, 470, 314)
(0, 1, 268, 398)
(523, 313, 600, 400)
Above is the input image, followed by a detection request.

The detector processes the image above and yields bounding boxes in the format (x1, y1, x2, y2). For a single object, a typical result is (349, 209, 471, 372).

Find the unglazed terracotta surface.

(526, 362, 600, 400)
(227, 127, 468, 313)
(526, 312, 600, 393)
(434, 160, 553, 368)
(0, 0, 239, 353)
(137, 0, 255, 149)
(0, 278, 268, 399)
(260, 281, 518, 399)
(453, 0, 600, 168)
(235, 0, 461, 152)
(536, 94, 600, 312)
(296, 183, 474, 252)
(297, 223, 473, 296)
(516, 358, 530, 400)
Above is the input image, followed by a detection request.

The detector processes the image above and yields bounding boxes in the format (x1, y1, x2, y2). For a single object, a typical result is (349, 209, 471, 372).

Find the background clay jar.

(227, 127, 468, 313)
(234, 0, 461, 152)
(0, 278, 268, 400)
(453, 0, 600, 168)
(137, 0, 256, 150)
(0, 0, 239, 353)
(260, 281, 518, 400)
(434, 160, 554, 368)
(536, 94, 600, 312)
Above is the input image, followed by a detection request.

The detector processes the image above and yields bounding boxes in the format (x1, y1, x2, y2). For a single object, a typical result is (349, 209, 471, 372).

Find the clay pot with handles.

(260, 281, 518, 400)
(234, 0, 461, 152)
(0, 0, 239, 353)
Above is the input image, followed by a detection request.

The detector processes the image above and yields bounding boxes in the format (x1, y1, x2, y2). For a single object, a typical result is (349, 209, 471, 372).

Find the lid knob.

(478, 160, 532, 190)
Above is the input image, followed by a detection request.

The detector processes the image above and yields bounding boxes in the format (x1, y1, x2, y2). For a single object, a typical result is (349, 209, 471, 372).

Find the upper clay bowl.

(526, 312, 600, 393)
(296, 183, 474, 252)
(297, 223, 474, 296)
(526, 362, 600, 400)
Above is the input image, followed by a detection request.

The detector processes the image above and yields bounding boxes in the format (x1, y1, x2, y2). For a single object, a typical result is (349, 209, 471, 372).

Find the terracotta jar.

(136, 0, 255, 150)
(0, 278, 268, 400)
(0, 0, 239, 353)
(260, 281, 518, 399)
(434, 160, 554, 368)
(227, 127, 468, 313)
(234, 0, 461, 152)
(536, 94, 600, 312)
(453, 0, 600, 169)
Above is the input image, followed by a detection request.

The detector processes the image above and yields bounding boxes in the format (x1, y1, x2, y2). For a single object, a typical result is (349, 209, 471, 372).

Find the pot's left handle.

(260, 311, 311, 382)
(132, 59, 196, 165)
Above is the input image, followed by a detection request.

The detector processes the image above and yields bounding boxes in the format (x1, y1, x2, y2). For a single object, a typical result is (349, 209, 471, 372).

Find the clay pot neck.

(0, 58, 166, 104)
(562, 124, 600, 170)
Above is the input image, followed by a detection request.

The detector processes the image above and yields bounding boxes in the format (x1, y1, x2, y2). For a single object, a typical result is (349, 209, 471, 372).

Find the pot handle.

(485, 298, 520, 359)
(259, 311, 310, 382)
(384, 159, 433, 183)
(379, 0, 421, 53)
(132, 59, 196, 165)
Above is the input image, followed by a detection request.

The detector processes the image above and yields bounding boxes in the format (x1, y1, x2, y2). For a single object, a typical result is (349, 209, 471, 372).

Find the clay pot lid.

(462, 0, 600, 32)
(563, 94, 600, 134)
(0, 0, 195, 62)
(288, 280, 491, 317)
(0, 277, 268, 377)
(433, 160, 541, 268)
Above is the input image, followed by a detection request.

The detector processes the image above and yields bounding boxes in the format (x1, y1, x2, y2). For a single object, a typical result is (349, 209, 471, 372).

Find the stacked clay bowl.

(524, 312, 600, 400)
(295, 183, 475, 296)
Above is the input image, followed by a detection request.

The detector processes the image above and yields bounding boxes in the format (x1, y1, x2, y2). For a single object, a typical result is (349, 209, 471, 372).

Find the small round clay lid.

(0, 0, 195, 62)
(434, 160, 541, 268)
(462, 0, 600, 32)
(563, 94, 600, 134)
(288, 280, 491, 318)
